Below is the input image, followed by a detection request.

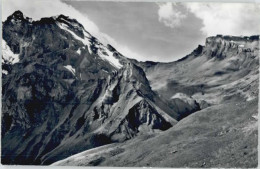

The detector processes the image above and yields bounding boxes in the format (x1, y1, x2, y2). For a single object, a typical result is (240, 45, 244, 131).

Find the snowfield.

(64, 65, 76, 76)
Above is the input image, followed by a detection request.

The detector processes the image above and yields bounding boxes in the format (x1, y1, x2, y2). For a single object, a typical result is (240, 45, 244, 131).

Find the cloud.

(157, 2, 187, 28)
(185, 3, 260, 36)
(2, 0, 144, 61)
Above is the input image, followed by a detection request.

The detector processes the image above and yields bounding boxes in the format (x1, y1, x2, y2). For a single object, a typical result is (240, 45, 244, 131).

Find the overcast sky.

(2, 0, 260, 62)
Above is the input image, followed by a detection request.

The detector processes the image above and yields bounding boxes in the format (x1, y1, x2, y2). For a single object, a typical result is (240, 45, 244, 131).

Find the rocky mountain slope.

(53, 99, 258, 168)
(1, 11, 259, 167)
(52, 35, 259, 167)
(1, 11, 178, 165)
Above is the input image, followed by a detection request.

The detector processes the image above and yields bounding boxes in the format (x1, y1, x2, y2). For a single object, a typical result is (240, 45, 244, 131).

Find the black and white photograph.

(1, 0, 259, 168)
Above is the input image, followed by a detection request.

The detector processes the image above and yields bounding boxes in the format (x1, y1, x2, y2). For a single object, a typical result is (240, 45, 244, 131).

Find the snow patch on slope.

(58, 23, 93, 54)
(2, 70, 8, 75)
(58, 17, 84, 31)
(2, 39, 20, 64)
(57, 23, 122, 69)
(76, 48, 81, 55)
(97, 45, 123, 69)
(64, 65, 76, 76)
(102, 69, 108, 73)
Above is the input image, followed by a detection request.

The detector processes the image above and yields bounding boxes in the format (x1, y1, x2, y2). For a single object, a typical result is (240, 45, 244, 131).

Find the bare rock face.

(125, 99, 172, 132)
(87, 62, 174, 143)
(169, 93, 201, 120)
(204, 35, 259, 59)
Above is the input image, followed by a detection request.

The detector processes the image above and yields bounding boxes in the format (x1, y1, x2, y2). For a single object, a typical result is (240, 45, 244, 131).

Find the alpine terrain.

(1, 11, 259, 167)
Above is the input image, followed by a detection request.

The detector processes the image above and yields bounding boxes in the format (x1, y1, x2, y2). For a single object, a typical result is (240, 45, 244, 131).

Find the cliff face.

(204, 35, 259, 59)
